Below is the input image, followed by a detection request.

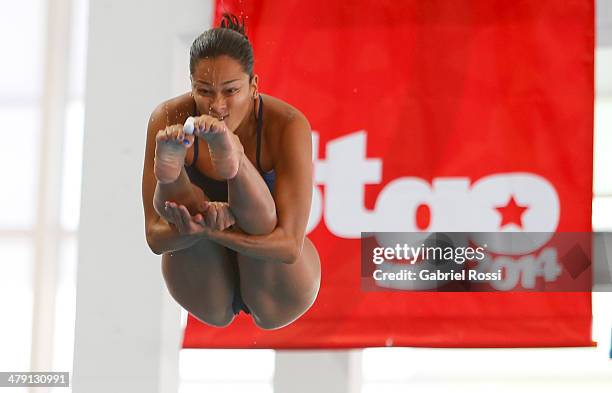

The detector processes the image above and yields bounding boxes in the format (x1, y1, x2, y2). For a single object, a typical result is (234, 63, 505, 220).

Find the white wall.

(72, 0, 212, 392)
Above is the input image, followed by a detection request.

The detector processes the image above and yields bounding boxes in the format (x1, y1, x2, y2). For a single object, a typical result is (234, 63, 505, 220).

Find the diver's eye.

(226, 88, 239, 94)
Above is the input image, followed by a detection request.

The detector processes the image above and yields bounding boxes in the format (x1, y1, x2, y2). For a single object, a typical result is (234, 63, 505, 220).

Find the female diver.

(141, 14, 321, 330)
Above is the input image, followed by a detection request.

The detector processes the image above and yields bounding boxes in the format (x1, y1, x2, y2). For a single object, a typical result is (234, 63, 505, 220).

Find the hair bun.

(220, 13, 247, 39)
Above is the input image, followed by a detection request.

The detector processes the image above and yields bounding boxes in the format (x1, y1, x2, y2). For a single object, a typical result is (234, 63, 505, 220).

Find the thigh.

(161, 237, 236, 326)
(236, 237, 321, 317)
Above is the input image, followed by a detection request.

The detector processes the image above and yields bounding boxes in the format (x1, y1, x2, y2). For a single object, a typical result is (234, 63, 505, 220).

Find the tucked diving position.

(141, 14, 321, 330)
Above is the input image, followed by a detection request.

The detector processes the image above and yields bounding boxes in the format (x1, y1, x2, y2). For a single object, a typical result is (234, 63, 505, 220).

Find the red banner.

(183, 0, 595, 348)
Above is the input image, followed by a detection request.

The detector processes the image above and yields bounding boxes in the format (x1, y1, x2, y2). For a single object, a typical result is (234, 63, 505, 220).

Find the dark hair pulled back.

(189, 13, 254, 81)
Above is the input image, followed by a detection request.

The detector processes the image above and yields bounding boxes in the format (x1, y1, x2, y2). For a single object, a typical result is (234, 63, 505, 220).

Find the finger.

(162, 201, 172, 221)
(226, 206, 236, 226)
(166, 203, 180, 226)
(178, 204, 191, 220)
(173, 206, 187, 234)
(169, 203, 186, 229)
(218, 205, 233, 230)
(217, 204, 227, 231)
(205, 203, 218, 228)
(214, 204, 226, 230)
(170, 204, 185, 230)
(198, 200, 211, 222)
(161, 203, 172, 223)
(177, 205, 192, 230)
(204, 207, 214, 228)
(223, 204, 236, 229)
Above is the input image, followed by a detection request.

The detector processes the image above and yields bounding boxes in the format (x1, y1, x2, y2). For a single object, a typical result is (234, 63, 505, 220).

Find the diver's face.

(190, 55, 257, 132)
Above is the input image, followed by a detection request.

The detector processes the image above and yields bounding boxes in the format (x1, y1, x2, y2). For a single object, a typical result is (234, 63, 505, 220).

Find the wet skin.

(142, 55, 321, 329)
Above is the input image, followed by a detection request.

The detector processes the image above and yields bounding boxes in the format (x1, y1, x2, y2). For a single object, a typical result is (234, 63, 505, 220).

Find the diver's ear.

(251, 74, 259, 98)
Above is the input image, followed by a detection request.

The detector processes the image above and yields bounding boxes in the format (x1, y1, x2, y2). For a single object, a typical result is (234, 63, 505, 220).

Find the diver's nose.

(208, 95, 228, 119)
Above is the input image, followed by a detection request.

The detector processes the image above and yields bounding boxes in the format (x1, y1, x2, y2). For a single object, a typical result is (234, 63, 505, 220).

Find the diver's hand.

(200, 201, 236, 231)
(163, 201, 210, 237)
(163, 201, 236, 236)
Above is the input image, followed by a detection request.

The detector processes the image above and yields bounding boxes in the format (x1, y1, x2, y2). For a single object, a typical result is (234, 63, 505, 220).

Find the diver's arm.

(206, 112, 313, 264)
(146, 216, 202, 255)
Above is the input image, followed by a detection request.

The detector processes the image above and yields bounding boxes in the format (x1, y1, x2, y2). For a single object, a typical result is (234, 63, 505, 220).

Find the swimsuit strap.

(188, 97, 200, 168)
(190, 135, 199, 168)
(255, 95, 265, 173)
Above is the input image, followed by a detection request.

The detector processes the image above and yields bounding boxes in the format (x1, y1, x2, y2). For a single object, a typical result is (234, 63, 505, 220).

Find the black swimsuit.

(184, 95, 275, 315)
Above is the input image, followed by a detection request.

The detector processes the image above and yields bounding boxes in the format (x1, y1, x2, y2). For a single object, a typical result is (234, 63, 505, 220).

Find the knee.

(239, 214, 277, 236)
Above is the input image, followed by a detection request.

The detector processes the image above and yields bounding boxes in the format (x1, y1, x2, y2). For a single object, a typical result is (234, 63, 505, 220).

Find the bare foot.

(192, 115, 243, 179)
(154, 124, 194, 184)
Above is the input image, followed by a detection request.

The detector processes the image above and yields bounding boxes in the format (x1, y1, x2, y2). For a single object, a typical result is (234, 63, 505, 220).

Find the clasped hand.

(163, 200, 236, 236)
